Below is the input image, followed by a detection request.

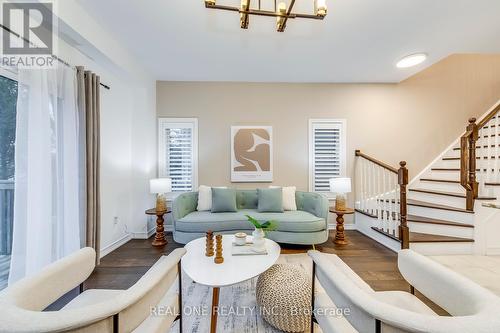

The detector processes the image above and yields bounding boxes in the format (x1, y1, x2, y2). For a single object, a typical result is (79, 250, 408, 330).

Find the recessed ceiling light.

(396, 53, 427, 68)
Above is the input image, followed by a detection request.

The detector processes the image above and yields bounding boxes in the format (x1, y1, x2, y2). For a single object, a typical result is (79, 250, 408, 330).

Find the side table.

(145, 208, 170, 247)
(329, 208, 354, 245)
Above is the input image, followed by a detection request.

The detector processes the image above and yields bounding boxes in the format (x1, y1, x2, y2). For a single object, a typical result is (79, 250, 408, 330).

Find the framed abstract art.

(231, 126, 273, 182)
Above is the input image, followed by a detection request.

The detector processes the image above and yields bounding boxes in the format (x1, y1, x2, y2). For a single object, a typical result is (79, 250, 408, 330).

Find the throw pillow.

(197, 185, 212, 211)
(270, 186, 297, 211)
(211, 188, 237, 213)
(258, 188, 284, 213)
(197, 185, 228, 211)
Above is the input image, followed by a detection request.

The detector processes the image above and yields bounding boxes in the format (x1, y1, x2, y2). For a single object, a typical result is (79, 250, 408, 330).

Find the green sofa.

(172, 189, 329, 245)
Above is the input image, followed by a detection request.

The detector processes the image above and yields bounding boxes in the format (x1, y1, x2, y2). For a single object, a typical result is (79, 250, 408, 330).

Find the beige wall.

(156, 54, 500, 196)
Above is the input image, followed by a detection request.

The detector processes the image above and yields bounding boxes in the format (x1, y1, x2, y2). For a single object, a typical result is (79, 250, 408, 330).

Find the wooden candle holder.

(206, 230, 214, 257)
(214, 234, 224, 264)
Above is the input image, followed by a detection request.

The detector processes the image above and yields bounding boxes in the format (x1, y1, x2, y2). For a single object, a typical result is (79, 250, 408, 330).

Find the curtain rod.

(0, 24, 111, 90)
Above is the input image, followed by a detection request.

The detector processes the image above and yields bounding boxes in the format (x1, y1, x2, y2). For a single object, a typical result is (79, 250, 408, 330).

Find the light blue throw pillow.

(258, 188, 284, 213)
(211, 188, 237, 213)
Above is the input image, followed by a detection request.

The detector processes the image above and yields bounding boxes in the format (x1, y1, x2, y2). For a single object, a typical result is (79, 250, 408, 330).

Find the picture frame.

(231, 126, 273, 182)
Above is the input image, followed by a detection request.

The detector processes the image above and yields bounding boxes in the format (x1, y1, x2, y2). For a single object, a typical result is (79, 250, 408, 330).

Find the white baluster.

(496, 114, 500, 183)
(385, 169, 391, 234)
(382, 169, 387, 233)
(362, 158, 366, 211)
(487, 122, 492, 186)
(357, 157, 362, 210)
(371, 162, 376, 215)
(394, 176, 400, 238)
(367, 160, 372, 214)
(382, 168, 391, 228)
(388, 171, 393, 234)
(375, 165, 384, 228)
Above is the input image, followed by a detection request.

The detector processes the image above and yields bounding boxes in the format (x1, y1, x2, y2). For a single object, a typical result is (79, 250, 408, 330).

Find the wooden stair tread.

(407, 215, 474, 228)
(371, 227, 400, 242)
(432, 168, 493, 171)
(409, 232, 474, 243)
(409, 188, 496, 200)
(355, 208, 378, 219)
(420, 178, 460, 184)
(454, 144, 500, 151)
(377, 198, 473, 213)
(420, 178, 500, 186)
(371, 228, 475, 243)
(441, 157, 500, 160)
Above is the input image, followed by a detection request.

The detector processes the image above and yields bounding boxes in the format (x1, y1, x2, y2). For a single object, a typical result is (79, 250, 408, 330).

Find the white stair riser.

(413, 180, 464, 193)
(408, 191, 466, 209)
(410, 242, 474, 255)
(408, 222, 474, 239)
(408, 205, 474, 224)
(428, 170, 462, 179)
(434, 160, 461, 169)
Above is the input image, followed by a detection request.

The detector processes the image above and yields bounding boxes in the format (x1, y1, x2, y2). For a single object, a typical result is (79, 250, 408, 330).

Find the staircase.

(354, 100, 500, 255)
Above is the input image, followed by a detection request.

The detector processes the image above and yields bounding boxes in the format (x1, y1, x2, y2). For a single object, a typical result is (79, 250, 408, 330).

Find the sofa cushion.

(176, 209, 326, 233)
(257, 188, 283, 213)
(211, 188, 237, 212)
(236, 190, 258, 209)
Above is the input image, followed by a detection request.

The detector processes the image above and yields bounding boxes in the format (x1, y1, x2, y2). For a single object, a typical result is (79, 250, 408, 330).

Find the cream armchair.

(0, 247, 186, 333)
(308, 249, 500, 333)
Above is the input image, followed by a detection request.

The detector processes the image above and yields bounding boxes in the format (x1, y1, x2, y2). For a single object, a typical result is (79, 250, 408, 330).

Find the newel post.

(398, 161, 410, 250)
(466, 118, 479, 210)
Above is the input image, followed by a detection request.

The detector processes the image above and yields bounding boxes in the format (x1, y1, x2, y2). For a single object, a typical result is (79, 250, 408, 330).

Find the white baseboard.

(100, 233, 132, 258)
(131, 227, 157, 240)
(487, 247, 500, 255)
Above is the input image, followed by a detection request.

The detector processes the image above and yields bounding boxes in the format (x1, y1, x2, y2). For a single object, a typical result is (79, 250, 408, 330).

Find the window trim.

(308, 119, 347, 197)
(158, 117, 199, 193)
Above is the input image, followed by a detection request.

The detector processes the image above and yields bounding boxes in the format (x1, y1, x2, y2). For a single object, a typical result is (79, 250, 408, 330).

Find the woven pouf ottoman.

(256, 264, 312, 332)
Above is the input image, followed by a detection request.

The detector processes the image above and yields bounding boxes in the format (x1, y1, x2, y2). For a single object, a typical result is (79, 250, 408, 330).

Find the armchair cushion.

(0, 248, 186, 333)
(62, 290, 123, 310)
(310, 250, 500, 333)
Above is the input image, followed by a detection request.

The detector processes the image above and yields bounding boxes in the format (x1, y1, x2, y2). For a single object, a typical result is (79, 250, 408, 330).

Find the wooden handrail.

(355, 150, 398, 174)
(355, 150, 409, 249)
(477, 100, 500, 129)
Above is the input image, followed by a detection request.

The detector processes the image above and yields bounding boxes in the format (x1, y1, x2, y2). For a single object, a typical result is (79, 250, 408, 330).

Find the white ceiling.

(75, 0, 500, 83)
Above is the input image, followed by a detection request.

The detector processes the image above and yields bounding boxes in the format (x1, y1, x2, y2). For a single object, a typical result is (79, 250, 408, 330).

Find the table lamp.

(330, 177, 351, 211)
(150, 178, 172, 212)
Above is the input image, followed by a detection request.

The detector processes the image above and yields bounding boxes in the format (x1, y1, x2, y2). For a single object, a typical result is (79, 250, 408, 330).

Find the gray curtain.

(76, 66, 101, 264)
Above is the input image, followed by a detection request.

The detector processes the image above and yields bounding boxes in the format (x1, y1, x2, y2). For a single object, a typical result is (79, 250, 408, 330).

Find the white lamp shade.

(150, 178, 172, 194)
(329, 177, 351, 193)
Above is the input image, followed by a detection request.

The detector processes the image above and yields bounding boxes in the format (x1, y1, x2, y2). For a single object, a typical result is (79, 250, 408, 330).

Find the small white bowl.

(234, 232, 247, 246)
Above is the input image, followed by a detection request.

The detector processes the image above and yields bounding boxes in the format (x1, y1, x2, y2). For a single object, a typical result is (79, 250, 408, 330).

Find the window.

(158, 118, 198, 192)
(0, 70, 18, 290)
(308, 119, 346, 193)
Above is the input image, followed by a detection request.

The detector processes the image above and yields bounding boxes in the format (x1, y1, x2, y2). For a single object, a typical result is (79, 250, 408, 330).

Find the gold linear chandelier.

(204, 0, 327, 32)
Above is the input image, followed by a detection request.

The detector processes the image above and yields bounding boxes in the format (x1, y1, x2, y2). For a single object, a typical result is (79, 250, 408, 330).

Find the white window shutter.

(158, 119, 198, 192)
(309, 120, 346, 192)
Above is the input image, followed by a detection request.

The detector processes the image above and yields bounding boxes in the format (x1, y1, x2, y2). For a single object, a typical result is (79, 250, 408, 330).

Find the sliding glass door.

(0, 73, 17, 290)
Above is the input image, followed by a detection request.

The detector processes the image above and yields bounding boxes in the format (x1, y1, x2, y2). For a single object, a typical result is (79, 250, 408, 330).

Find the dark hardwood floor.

(85, 230, 447, 315)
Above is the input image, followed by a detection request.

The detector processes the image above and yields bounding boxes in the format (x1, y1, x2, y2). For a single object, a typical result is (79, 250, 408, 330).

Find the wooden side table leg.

(210, 287, 220, 333)
(334, 213, 348, 245)
(152, 213, 167, 247)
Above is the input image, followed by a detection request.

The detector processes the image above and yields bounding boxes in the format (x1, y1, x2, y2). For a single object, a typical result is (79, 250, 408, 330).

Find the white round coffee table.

(182, 235, 281, 333)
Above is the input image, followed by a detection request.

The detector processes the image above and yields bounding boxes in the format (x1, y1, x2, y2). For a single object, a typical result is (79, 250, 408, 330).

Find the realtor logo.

(2, 2, 53, 55)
